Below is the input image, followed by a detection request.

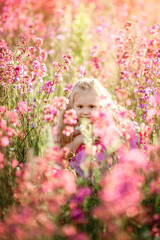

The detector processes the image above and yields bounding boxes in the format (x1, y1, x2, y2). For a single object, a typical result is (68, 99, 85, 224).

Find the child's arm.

(65, 134, 84, 155)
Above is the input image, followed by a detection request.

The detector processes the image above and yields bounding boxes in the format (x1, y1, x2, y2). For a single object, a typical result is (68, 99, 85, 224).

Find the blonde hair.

(57, 78, 125, 148)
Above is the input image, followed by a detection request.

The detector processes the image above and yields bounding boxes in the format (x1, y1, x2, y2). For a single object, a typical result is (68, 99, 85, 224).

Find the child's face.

(73, 89, 99, 120)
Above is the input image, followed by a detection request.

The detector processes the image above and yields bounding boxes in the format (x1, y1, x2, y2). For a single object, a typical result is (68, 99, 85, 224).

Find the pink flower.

(76, 65, 86, 78)
(40, 63, 47, 77)
(150, 178, 160, 194)
(0, 119, 6, 129)
(32, 60, 40, 70)
(11, 159, 19, 168)
(92, 107, 120, 148)
(0, 153, 4, 163)
(126, 98, 131, 106)
(64, 109, 77, 125)
(64, 65, 69, 71)
(43, 114, 53, 122)
(149, 92, 160, 106)
(7, 127, 16, 137)
(62, 54, 73, 65)
(120, 149, 148, 169)
(44, 104, 58, 122)
(91, 45, 99, 57)
(0, 153, 4, 168)
(64, 84, 72, 93)
(63, 126, 74, 136)
(53, 96, 69, 109)
(149, 24, 160, 35)
(0, 136, 9, 147)
(42, 181, 51, 193)
(146, 108, 160, 122)
(97, 163, 143, 217)
(60, 170, 76, 195)
(34, 37, 43, 47)
(52, 62, 60, 67)
(0, 106, 8, 113)
(62, 225, 77, 236)
(40, 50, 47, 61)
(6, 111, 18, 124)
(17, 101, 28, 115)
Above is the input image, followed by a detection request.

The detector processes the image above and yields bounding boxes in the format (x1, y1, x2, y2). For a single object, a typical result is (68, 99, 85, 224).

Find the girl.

(56, 78, 136, 175)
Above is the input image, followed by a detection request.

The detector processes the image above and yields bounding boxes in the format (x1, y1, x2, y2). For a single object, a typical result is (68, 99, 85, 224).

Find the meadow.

(0, 0, 160, 239)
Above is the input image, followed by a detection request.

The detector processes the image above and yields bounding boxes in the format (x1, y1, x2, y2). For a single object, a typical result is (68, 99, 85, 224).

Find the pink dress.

(69, 143, 106, 176)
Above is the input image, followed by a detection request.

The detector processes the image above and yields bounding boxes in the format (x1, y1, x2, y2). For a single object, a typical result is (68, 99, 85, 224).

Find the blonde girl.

(56, 78, 126, 155)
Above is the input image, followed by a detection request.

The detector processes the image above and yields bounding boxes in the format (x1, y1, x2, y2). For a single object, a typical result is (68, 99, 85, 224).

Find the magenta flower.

(70, 208, 86, 224)
(71, 187, 92, 204)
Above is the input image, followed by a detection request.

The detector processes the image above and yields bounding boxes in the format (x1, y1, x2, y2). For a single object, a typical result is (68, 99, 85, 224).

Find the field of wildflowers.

(0, 0, 160, 239)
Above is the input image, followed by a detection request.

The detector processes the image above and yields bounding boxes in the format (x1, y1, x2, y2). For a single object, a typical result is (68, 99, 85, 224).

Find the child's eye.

(90, 105, 96, 108)
(78, 105, 83, 108)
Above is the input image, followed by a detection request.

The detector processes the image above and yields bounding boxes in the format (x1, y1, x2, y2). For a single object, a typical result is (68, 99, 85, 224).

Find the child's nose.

(82, 108, 90, 115)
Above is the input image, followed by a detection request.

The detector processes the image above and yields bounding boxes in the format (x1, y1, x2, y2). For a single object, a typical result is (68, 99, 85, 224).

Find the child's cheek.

(76, 113, 80, 122)
(74, 109, 79, 119)
(77, 111, 81, 120)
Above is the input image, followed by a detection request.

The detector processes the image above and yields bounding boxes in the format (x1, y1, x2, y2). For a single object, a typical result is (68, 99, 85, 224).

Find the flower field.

(0, 0, 160, 239)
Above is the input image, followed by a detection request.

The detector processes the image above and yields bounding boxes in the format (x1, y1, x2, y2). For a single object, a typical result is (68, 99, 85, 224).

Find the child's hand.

(73, 134, 84, 150)
(73, 129, 81, 138)
(93, 135, 101, 144)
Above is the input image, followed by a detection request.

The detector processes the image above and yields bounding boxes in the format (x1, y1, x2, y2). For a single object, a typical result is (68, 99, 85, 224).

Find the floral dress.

(69, 142, 106, 177)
